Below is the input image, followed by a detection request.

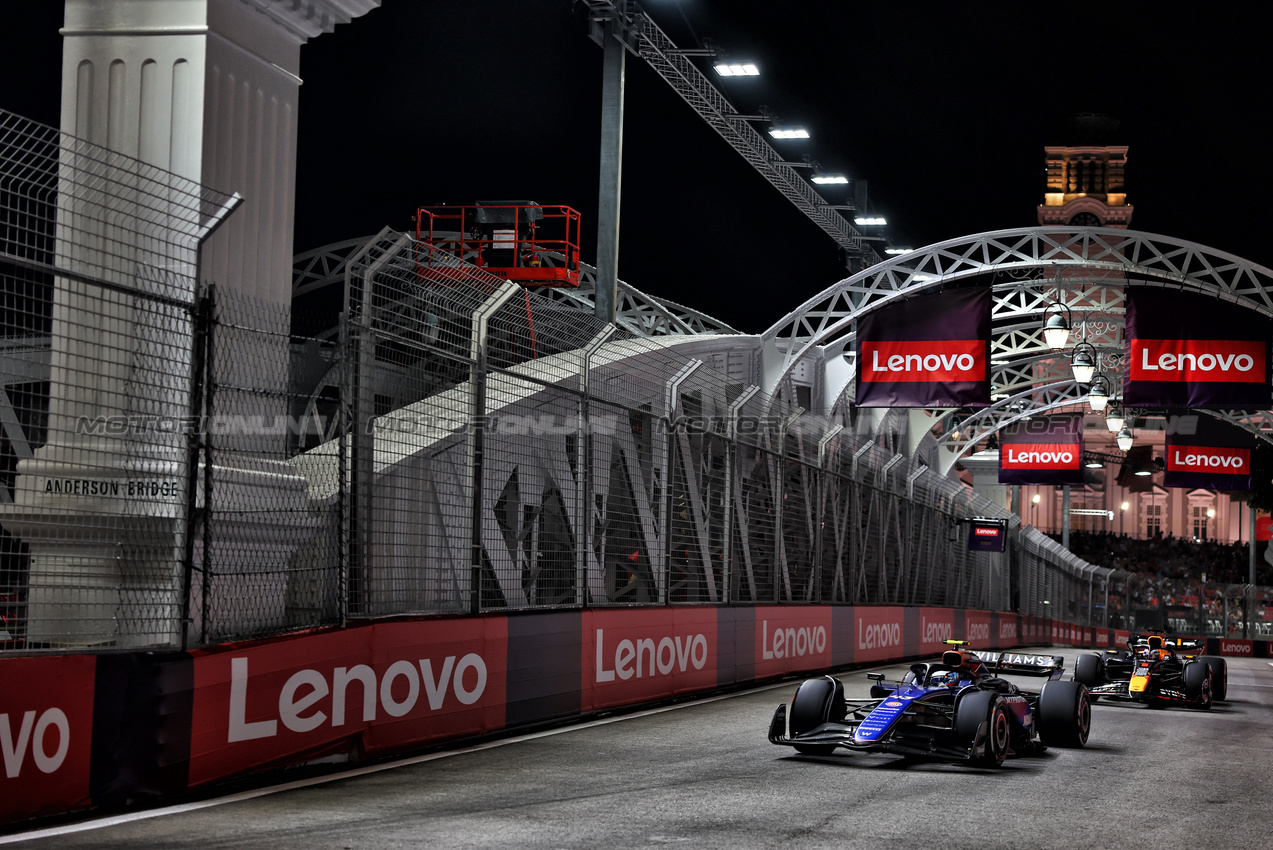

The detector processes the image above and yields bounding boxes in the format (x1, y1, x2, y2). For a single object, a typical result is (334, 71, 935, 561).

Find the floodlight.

(715, 63, 759, 77)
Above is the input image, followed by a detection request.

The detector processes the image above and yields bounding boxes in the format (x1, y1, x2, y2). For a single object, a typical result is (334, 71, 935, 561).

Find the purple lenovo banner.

(1124, 286, 1271, 408)
(1164, 417, 1253, 491)
(855, 288, 990, 408)
(998, 414, 1084, 485)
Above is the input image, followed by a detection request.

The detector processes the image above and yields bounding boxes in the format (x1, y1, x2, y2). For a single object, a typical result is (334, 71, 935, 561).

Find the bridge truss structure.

(759, 226, 1273, 469)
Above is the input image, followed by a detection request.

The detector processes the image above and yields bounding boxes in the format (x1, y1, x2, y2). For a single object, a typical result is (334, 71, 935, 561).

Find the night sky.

(4, 2, 1270, 333)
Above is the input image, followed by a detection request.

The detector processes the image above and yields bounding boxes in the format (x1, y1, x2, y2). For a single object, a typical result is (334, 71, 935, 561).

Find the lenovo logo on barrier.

(1169, 445, 1249, 473)
(595, 629, 708, 682)
(760, 620, 827, 660)
(1001, 444, 1080, 469)
(1130, 339, 1265, 383)
(1, 708, 69, 778)
(227, 654, 488, 743)
(860, 340, 984, 383)
(1220, 640, 1253, 656)
(1000, 621, 1018, 640)
(967, 621, 990, 642)
(922, 618, 952, 644)
(858, 620, 901, 650)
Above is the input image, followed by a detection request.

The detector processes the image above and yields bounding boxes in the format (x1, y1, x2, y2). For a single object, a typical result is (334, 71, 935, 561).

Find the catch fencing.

(0, 107, 1125, 651)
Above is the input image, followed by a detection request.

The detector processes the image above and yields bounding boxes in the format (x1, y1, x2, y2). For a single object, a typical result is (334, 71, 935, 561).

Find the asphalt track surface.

(5, 647, 1273, 850)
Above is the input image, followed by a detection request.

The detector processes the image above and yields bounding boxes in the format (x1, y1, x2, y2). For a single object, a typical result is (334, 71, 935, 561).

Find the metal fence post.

(815, 425, 843, 605)
(577, 326, 616, 605)
(468, 282, 520, 614)
(774, 408, 805, 603)
(723, 386, 760, 604)
(660, 360, 702, 604)
(179, 285, 213, 650)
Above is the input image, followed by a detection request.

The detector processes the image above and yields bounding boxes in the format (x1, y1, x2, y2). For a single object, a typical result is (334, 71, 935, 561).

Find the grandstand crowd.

(1050, 531, 1272, 634)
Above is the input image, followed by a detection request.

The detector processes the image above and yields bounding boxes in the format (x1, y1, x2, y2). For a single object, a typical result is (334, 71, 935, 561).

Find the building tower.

(1036, 115, 1133, 228)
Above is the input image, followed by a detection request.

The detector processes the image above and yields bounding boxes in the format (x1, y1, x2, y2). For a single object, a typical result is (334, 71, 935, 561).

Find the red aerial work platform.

(414, 202, 582, 287)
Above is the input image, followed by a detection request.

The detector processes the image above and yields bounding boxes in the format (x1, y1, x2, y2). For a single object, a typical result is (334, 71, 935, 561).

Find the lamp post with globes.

(1121, 500, 1129, 537)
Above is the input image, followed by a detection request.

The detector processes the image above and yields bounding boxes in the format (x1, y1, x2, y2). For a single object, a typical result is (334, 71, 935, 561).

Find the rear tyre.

(1200, 656, 1228, 701)
(788, 676, 842, 755)
(1183, 661, 1213, 710)
(1037, 680, 1091, 747)
(954, 690, 1008, 767)
(1074, 653, 1104, 687)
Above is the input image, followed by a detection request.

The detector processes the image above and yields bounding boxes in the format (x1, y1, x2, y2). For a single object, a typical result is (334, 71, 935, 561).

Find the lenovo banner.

(967, 518, 1006, 552)
(582, 608, 718, 712)
(0, 655, 96, 823)
(917, 608, 955, 655)
(854, 606, 906, 663)
(1164, 417, 1253, 490)
(754, 606, 832, 681)
(188, 618, 509, 787)
(855, 288, 990, 408)
(1124, 286, 1271, 408)
(998, 414, 1084, 485)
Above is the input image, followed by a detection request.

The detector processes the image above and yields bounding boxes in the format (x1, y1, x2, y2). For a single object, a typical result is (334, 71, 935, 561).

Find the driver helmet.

(930, 669, 962, 688)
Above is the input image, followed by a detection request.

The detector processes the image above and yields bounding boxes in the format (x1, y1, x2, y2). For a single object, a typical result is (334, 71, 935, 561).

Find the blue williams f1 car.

(768, 641, 1091, 767)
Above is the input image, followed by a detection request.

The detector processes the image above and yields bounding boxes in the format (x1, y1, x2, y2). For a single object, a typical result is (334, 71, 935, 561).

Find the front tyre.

(788, 676, 843, 755)
(1183, 661, 1213, 710)
(1037, 680, 1091, 747)
(1074, 653, 1104, 687)
(1200, 656, 1228, 701)
(954, 690, 1008, 767)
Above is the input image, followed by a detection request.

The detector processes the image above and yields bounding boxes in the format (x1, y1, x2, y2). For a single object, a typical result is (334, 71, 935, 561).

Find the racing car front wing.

(1085, 681, 1207, 706)
(767, 703, 993, 762)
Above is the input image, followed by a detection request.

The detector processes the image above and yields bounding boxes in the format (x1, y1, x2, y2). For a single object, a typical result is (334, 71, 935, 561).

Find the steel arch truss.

(761, 227, 1273, 450)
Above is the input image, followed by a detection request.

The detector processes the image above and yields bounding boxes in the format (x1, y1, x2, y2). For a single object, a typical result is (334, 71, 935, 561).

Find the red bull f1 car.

(1072, 633, 1227, 710)
(768, 641, 1091, 767)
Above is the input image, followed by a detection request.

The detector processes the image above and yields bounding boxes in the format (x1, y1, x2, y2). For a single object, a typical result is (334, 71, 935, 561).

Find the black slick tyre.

(954, 690, 1008, 767)
(1037, 680, 1091, 747)
(1200, 655, 1228, 701)
(1074, 653, 1104, 687)
(1183, 661, 1213, 710)
(788, 676, 842, 755)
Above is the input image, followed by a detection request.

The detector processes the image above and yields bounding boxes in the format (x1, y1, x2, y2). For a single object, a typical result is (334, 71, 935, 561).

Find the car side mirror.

(866, 672, 885, 682)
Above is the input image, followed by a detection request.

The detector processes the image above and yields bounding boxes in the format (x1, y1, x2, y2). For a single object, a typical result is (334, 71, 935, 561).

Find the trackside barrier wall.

(4, 607, 1270, 825)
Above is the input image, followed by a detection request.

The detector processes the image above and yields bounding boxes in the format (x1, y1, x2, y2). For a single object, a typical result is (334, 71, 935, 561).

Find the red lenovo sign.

(0, 656, 95, 822)
(1001, 443, 1081, 470)
(859, 339, 985, 383)
(1129, 339, 1265, 383)
(1218, 639, 1253, 656)
(583, 608, 717, 712)
(189, 620, 509, 787)
(1168, 445, 1250, 473)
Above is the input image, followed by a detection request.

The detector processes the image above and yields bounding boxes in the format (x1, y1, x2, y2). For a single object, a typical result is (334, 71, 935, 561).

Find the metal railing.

(0, 107, 1129, 651)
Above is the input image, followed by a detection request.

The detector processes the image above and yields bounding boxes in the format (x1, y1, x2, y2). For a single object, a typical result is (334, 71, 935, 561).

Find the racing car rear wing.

(1128, 633, 1206, 651)
(975, 651, 1066, 677)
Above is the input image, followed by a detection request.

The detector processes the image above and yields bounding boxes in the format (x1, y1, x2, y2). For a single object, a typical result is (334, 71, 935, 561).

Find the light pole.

(1032, 492, 1041, 529)
(1121, 500, 1129, 536)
